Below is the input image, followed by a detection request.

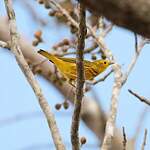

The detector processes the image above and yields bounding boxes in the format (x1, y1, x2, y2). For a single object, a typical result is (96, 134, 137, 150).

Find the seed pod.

(80, 137, 87, 145)
(63, 101, 69, 109)
(55, 103, 62, 110)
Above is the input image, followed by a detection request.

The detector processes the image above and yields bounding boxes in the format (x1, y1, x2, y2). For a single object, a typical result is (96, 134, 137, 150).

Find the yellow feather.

(38, 49, 112, 82)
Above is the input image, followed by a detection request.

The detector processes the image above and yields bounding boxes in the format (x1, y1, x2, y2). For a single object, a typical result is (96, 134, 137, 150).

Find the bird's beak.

(110, 61, 115, 65)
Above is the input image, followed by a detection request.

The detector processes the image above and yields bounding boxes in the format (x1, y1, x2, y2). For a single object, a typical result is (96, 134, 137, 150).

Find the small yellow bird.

(38, 49, 113, 84)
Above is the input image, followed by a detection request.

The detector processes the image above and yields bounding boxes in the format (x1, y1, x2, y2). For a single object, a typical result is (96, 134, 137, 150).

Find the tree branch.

(128, 89, 150, 106)
(141, 129, 148, 150)
(93, 69, 113, 85)
(122, 126, 127, 150)
(101, 63, 122, 150)
(3, 0, 65, 149)
(71, 2, 86, 150)
(81, 0, 150, 38)
(122, 38, 149, 84)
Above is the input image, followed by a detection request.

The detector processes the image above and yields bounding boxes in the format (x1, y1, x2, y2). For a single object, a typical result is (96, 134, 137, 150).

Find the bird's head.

(95, 59, 114, 72)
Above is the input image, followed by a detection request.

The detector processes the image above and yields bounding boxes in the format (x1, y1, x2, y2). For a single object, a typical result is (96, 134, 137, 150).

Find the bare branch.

(71, 2, 86, 150)
(141, 129, 148, 150)
(134, 33, 138, 53)
(60, 42, 98, 56)
(3, 0, 65, 149)
(122, 126, 127, 150)
(128, 89, 150, 106)
(93, 69, 113, 85)
(60, 23, 113, 57)
(47, 0, 78, 28)
(101, 63, 122, 150)
(122, 38, 148, 85)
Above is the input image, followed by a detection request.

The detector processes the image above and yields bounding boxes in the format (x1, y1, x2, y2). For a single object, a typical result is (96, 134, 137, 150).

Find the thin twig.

(3, 0, 65, 150)
(48, 0, 78, 28)
(122, 126, 127, 150)
(98, 16, 104, 36)
(134, 33, 138, 53)
(141, 129, 148, 150)
(101, 23, 113, 37)
(61, 24, 113, 56)
(71, 2, 86, 150)
(93, 69, 113, 85)
(122, 38, 148, 84)
(128, 89, 150, 106)
(46, 0, 108, 54)
(61, 42, 98, 56)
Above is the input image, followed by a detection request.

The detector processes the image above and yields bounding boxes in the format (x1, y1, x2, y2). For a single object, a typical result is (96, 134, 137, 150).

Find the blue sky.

(0, 0, 149, 150)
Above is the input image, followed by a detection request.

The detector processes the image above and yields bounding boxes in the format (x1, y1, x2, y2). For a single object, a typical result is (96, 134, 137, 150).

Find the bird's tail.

(38, 49, 58, 64)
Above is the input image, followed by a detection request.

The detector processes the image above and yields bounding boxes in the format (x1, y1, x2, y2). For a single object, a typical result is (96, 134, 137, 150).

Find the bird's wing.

(58, 57, 93, 67)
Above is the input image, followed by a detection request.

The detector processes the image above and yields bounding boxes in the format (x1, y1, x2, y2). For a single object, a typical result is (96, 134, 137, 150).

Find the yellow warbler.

(38, 49, 113, 83)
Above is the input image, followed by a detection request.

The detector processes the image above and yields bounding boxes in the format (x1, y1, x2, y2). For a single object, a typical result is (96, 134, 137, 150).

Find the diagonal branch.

(128, 89, 150, 106)
(122, 38, 149, 84)
(122, 126, 127, 150)
(93, 69, 113, 85)
(71, 2, 86, 150)
(141, 129, 148, 150)
(3, 0, 65, 150)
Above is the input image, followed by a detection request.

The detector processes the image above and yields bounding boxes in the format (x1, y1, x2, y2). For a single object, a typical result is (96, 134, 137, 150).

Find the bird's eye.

(104, 61, 107, 64)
